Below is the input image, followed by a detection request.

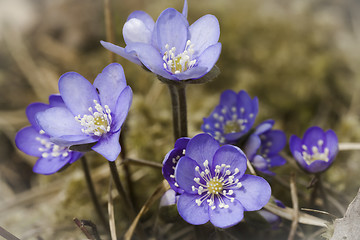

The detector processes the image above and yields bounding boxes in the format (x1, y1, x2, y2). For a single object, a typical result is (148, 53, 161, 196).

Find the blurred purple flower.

(289, 126, 338, 173)
(175, 133, 271, 228)
(244, 120, 286, 175)
(36, 63, 132, 162)
(15, 96, 82, 175)
(202, 90, 259, 144)
(100, 0, 221, 81)
(162, 137, 190, 194)
(257, 199, 285, 229)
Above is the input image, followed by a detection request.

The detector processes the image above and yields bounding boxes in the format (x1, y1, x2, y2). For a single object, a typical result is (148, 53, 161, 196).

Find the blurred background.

(1, 0, 360, 239)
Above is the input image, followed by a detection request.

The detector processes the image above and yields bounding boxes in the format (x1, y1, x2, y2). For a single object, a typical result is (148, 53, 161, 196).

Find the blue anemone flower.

(202, 90, 259, 144)
(175, 133, 271, 228)
(244, 120, 286, 175)
(100, 0, 221, 81)
(35, 63, 133, 162)
(15, 96, 82, 175)
(162, 137, 190, 194)
(289, 126, 338, 173)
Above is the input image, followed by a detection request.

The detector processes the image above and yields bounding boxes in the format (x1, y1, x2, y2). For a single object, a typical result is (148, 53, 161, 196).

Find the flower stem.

(80, 157, 109, 232)
(177, 84, 188, 137)
(167, 84, 181, 140)
(167, 83, 188, 141)
(108, 161, 136, 219)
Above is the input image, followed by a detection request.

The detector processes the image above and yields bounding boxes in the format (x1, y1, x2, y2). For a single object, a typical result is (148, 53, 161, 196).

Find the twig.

(80, 157, 109, 232)
(0, 226, 20, 240)
(339, 142, 360, 151)
(288, 173, 299, 240)
(73, 218, 95, 240)
(122, 157, 163, 168)
(124, 180, 170, 240)
(246, 158, 257, 176)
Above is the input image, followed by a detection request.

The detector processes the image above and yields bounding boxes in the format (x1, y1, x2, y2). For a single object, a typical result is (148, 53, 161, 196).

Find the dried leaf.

(330, 188, 360, 240)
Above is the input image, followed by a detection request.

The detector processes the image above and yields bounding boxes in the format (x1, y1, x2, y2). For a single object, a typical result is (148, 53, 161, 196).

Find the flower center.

(207, 177, 223, 194)
(36, 131, 70, 158)
(163, 40, 196, 74)
(75, 100, 112, 137)
(224, 120, 244, 134)
(301, 140, 329, 165)
(191, 160, 242, 210)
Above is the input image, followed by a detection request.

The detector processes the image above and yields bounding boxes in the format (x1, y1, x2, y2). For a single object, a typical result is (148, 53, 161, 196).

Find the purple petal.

(91, 130, 121, 161)
(162, 147, 185, 194)
(123, 18, 153, 45)
(244, 134, 261, 160)
(125, 43, 176, 80)
(127, 10, 155, 31)
(253, 120, 274, 135)
(195, 43, 222, 72)
(185, 133, 220, 169)
(160, 189, 177, 207)
(234, 175, 271, 211)
(69, 151, 83, 164)
(252, 155, 268, 171)
(308, 160, 331, 173)
(175, 156, 198, 194)
(49, 94, 65, 108)
(58, 72, 99, 116)
(325, 129, 338, 159)
(174, 66, 209, 80)
(174, 137, 190, 149)
(237, 90, 257, 115)
(219, 90, 237, 106)
(50, 135, 98, 146)
(155, 8, 189, 55)
(15, 126, 43, 157)
(212, 145, 247, 178)
(93, 63, 127, 111)
(289, 135, 302, 154)
(26, 103, 50, 131)
(268, 155, 286, 167)
(112, 86, 132, 131)
(33, 155, 71, 175)
(100, 41, 142, 65)
(189, 14, 220, 57)
(303, 126, 325, 148)
(177, 192, 209, 225)
(36, 107, 83, 137)
(263, 130, 286, 154)
(209, 198, 244, 228)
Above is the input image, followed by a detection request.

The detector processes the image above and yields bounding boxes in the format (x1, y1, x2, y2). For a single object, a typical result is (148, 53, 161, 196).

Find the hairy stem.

(167, 84, 181, 140)
(108, 161, 136, 219)
(80, 157, 109, 232)
(177, 84, 188, 137)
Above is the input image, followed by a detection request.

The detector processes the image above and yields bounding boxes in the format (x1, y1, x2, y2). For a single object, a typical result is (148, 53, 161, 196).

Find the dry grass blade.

(0, 226, 20, 240)
(124, 180, 170, 240)
(264, 201, 328, 227)
(108, 179, 117, 240)
(246, 158, 257, 176)
(288, 173, 299, 240)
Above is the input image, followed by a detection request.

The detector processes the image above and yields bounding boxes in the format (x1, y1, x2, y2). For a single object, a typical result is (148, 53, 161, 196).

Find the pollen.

(75, 100, 112, 136)
(163, 40, 196, 74)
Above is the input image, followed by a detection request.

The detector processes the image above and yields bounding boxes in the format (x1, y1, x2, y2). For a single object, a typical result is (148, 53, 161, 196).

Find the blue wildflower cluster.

(13, 0, 343, 238)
